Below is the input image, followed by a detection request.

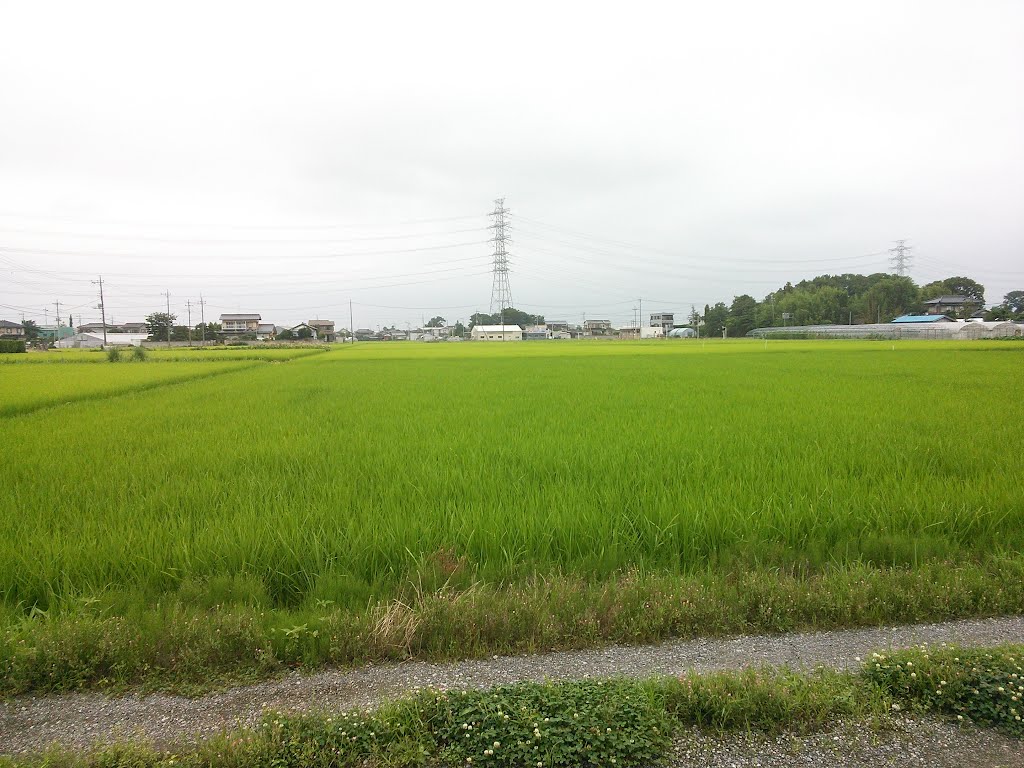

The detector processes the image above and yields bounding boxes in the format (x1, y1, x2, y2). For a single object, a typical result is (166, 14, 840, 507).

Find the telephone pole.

(186, 300, 193, 347)
(349, 300, 355, 344)
(889, 239, 913, 276)
(53, 300, 61, 343)
(92, 276, 108, 345)
(197, 295, 207, 343)
(488, 198, 513, 333)
(162, 289, 172, 348)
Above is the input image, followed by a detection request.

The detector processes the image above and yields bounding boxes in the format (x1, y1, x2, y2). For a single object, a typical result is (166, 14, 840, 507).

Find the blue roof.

(891, 315, 954, 323)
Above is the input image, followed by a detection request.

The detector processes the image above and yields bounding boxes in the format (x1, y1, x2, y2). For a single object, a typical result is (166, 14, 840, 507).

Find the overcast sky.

(1, 0, 1022, 330)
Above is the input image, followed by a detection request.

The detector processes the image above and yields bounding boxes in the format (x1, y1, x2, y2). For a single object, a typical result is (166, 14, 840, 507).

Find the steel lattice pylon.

(489, 198, 513, 315)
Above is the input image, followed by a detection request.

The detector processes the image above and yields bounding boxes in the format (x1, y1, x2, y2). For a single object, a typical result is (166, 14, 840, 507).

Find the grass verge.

(3, 558, 1023, 695)
(2, 646, 1020, 767)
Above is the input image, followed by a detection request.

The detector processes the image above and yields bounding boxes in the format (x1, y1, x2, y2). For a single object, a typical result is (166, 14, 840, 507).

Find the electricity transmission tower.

(889, 239, 913, 276)
(488, 198, 513, 323)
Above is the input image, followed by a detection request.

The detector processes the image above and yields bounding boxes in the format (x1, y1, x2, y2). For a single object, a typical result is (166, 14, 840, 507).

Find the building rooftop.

(923, 296, 971, 305)
(474, 325, 522, 332)
(0, 320, 24, 328)
(220, 313, 261, 320)
(892, 314, 956, 323)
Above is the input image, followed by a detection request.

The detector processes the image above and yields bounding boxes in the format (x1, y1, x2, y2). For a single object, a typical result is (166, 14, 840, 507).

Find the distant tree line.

(144, 313, 222, 341)
(696, 274, 1022, 337)
(469, 309, 544, 328)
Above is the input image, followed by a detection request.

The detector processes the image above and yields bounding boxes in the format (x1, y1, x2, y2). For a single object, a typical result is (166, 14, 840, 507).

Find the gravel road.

(669, 717, 1023, 767)
(2, 615, 1022, 757)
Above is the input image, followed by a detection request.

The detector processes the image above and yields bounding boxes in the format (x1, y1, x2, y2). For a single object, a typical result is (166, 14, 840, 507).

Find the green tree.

(295, 326, 313, 339)
(22, 319, 40, 341)
(469, 308, 543, 328)
(921, 276, 985, 316)
(276, 328, 295, 341)
(703, 302, 729, 337)
(426, 316, 446, 327)
(1002, 290, 1024, 316)
(145, 312, 177, 341)
(726, 295, 758, 337)
(193, 322, 220, 341)
(454, 321, 466, 337)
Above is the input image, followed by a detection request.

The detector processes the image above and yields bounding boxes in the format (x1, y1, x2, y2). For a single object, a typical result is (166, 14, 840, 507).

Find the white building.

(471, 324, 523, 341)
(56, 332, 149, 348)
(640, 326, 665, 339)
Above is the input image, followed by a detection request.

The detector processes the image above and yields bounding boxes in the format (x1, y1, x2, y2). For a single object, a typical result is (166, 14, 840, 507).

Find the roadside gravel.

(2, 614, 1022, 756)
(669, 717, 1023, 767)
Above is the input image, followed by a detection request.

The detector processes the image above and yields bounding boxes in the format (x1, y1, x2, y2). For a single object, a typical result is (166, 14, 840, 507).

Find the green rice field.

(2, 339, 1023, 690)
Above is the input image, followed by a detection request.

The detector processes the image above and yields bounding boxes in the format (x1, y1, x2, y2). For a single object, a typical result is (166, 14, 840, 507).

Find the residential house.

(256, 323, 276, 340)
(650, 313, 674, 334)
(923, 296, 974, 316)
(583, 319, 612, 336)
(471, 324, 523, 341)
(354, 328, 378, 341)
(523, 325, 552, 340)
(306, 319, 336, 342)
(76, 322, 112, 334)
(119, 322, 148, 334)
(219, 313, 261, 335)
(546, 320, 569, 332)
(0, 320, 25, 339)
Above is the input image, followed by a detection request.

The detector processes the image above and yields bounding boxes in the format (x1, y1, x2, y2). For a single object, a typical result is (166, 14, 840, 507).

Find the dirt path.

(2, 615, 1022, 756)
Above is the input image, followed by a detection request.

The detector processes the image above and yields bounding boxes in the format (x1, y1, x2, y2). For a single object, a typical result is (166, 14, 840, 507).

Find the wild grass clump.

(105, 346, 122, 362)
(864, 645, 1024, 736)
(131, 345, 147, 361)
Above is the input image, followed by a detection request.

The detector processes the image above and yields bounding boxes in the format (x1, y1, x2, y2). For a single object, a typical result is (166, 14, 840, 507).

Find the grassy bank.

(3, 560, 1023, 694)
(4, 645, 1020, 767)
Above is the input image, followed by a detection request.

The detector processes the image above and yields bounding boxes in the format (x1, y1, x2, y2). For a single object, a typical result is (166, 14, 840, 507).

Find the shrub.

(0, 339, 26, 353)
(264, 679, 672, 768)
(105, 347, 122, 362)
(131, 346, 147, 361)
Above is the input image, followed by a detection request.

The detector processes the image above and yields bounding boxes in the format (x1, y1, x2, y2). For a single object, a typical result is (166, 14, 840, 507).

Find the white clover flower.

(494, 742, 500, 748)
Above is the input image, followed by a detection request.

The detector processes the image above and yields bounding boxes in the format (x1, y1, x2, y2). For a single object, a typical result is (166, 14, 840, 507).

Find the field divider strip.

(0, 361, 267, 418)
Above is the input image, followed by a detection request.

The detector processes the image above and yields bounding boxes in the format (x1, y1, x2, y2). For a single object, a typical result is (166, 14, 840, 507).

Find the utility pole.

(639, 297, 643, 338)
(91, 275, 108, 345)
(197, 295, 207, 343)
(349, 300, 354, 344)
(186, 300, 193, 347)
(488, 198, 513, 337)
(163, 289, 172, 348)
(889, 239, 913, 276)
(53, 300, 61, 343)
